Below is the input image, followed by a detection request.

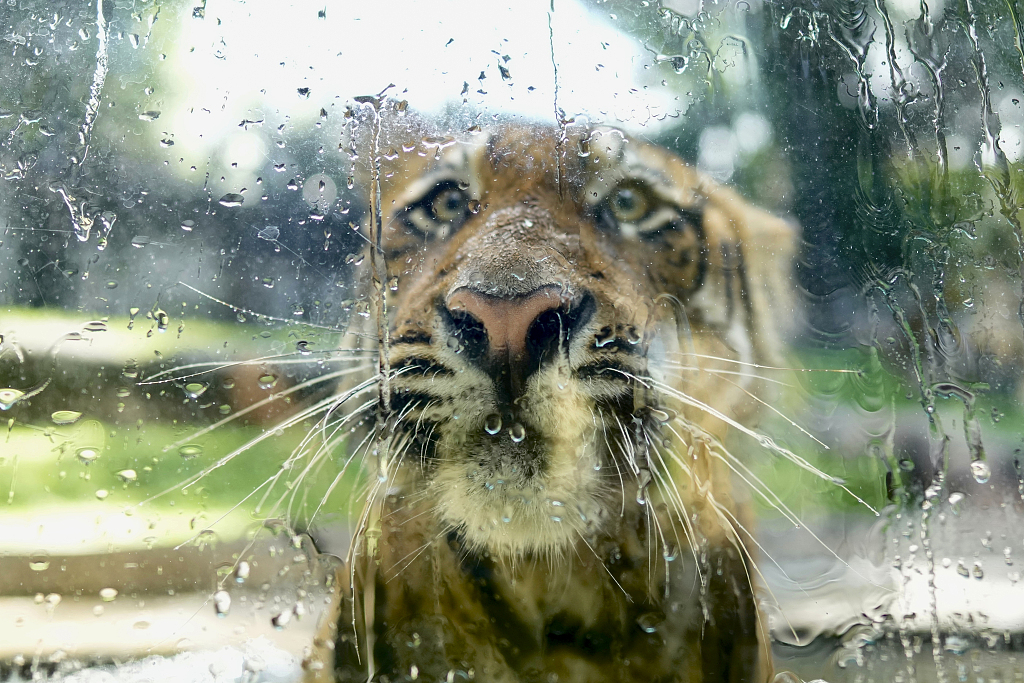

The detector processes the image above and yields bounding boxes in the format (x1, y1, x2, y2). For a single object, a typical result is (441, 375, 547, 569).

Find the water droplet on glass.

(272, 609, 291, 629)
(213, 590, 231, 616)
(76, 447, 100, 464)
(258, 374, 278, 390)
(648, 408, 670, 424)
(180, 219, 195, 231)
(183, 382, 207, 399)
(99, 587, 118, 602)
(218, 193, 244, 207)
(28, 556, 50, 571)
(51, 410, 82, 425)
(258, 225, 280, 241)
(971, 460, 991, 484)
(235, 561, 250, 584)
(0, 388, 24, 410)
(637, 612, 664, 634)
(95, 489, 109, 500)
(484, 414, 502, 435)
(178, 444, 204, 459)
(138, 111, 160, 121)
(509, 423, 526, 443)
(117, 469, 137, 482)
(577, 136, 592, 158)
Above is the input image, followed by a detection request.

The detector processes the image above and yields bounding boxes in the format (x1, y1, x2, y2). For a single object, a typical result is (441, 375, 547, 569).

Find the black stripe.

(577, 361, 642, 380)
(589, 339, 643, 356)
(721, 242, 735, 323)
(734, 240, 755, 325)
(393, 356, 454, 377)
(389, 390, 443, 416)
(391, 332, 432, 345)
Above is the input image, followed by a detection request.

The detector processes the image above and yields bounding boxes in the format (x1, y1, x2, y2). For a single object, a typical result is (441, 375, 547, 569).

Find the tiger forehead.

(381, 125, 706, 210)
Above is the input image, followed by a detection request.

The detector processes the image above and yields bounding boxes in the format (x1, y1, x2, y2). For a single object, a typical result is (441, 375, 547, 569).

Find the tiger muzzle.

(442, 284, 595, 402)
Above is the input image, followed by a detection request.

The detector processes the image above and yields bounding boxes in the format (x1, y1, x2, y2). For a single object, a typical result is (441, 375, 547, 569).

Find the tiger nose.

(445, 286, 563, 361)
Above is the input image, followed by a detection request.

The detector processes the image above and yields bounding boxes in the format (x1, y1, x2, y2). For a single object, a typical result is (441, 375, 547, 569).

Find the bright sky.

(158, 0, 695, 172)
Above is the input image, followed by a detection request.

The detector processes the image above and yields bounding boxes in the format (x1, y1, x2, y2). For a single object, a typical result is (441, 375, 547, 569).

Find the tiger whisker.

(664, 351, 863, 374)
(176, 280, 347, 333)
(182, 387, 371, 499)
(267, 401, 374, 520)
(574, 531, 632, 602)
(645, 437, 700, 571)
(388, 502, 436, 527)
(171, 392, 375, 558)
(139, 350, 376, 385)
(306, 440, 370, 529)
(135, 390, 364, 509)
(701, 489, 797, 647)
(347, 471, 392, 670)
(286, 405, 369, 520)
(610, 412, 641, 476)
(647, 437, 707, 594)
(160, 367, 371, 453)
(660, 362, 796, 388)
(595, 407, 627, 518)
(670, 424, 890, 591)
(172, 475, 279, 551)
(260, 396, 375, 507)
(705, 370, 831, 450)
(663, 421, 802, 532)
(625, 370, 878, 514)
(385, 524, 457, 583)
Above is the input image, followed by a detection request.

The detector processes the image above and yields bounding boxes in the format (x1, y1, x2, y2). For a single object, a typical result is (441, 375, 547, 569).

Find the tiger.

(310, 110, 796, 683)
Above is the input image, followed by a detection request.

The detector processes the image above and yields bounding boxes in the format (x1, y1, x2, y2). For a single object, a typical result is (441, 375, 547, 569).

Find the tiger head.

(355, 115, 795, 562)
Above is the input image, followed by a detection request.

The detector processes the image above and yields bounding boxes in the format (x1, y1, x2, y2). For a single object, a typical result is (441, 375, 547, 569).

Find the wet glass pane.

(1, 0, 1023, 681)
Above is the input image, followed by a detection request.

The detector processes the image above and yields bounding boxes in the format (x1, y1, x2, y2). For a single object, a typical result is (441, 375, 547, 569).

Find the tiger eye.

(432, 188, 468, 222)
(609, 185, 650, 223)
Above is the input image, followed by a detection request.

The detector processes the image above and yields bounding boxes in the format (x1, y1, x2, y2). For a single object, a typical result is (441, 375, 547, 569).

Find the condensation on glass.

(0, 0, 1021, 681)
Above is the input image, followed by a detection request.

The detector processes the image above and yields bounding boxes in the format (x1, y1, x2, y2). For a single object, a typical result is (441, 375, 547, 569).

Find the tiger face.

(366, 120, 793, 560)
(327, 115, 794, 683)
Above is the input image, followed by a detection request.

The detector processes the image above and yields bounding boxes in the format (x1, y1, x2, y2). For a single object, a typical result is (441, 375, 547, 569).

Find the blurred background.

(1, 0, 1024, 680)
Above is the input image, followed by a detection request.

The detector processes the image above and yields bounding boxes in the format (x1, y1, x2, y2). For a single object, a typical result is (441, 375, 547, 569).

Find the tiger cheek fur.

(320, 120, 793, 683)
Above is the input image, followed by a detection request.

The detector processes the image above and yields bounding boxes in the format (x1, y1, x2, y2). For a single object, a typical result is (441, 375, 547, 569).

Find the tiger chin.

(311, 113, 795, 683)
